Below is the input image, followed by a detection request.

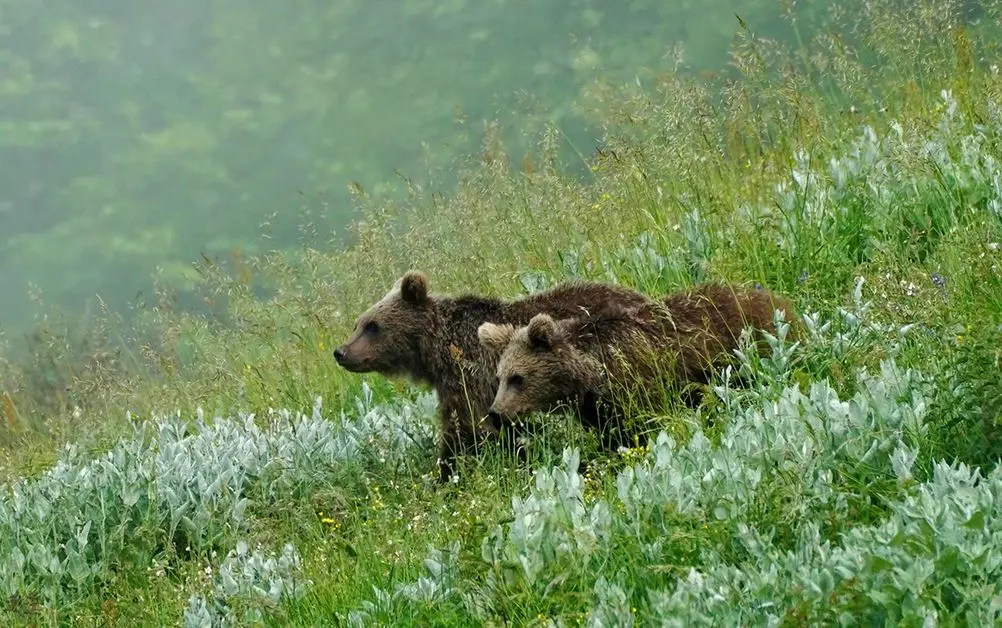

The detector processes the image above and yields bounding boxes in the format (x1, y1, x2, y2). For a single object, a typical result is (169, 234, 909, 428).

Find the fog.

(0, 0, 813, 337)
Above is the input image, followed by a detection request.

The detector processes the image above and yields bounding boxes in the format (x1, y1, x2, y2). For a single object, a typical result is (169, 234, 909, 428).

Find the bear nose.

(485, 408, 503, 431)
(333, 347, 345, 363)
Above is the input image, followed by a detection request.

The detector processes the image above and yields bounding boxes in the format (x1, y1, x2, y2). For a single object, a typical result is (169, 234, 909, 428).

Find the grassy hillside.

(2, 0, 1002, 624)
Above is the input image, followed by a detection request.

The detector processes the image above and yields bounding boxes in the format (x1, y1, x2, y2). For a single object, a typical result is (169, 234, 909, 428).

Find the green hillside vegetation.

(2, 0, 1002, 624)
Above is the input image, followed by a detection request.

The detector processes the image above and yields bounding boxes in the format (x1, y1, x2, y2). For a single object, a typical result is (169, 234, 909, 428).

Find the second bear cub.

(477, 283, 795, 450)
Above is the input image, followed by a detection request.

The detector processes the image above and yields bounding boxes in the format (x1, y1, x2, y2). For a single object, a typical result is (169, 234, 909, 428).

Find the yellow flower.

(319, 340, 326, 351)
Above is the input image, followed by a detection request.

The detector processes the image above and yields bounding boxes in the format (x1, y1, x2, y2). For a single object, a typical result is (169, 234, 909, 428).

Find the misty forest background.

(1, 0, 816, 336)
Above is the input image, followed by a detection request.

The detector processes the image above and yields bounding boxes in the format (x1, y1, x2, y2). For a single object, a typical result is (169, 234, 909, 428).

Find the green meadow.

(1, 0, 1001, 625)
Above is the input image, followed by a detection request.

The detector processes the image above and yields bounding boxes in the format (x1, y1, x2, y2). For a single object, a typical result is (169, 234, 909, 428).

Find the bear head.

(333, 270, 434, 376)
(478, 313, 584, 428)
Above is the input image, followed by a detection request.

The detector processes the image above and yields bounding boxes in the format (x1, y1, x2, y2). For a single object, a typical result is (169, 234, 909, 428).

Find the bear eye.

(364, 321, 379, 335)
(506, 374, 524, 389)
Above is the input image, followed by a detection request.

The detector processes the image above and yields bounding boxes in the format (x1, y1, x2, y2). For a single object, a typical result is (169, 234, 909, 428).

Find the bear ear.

(526, 313, 557, 349)
(478, 322, 515, 350)
(399, 271, 429, 304)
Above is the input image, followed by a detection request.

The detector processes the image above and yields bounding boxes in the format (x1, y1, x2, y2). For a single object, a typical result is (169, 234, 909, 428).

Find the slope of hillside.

(1, 1, 1001, 624)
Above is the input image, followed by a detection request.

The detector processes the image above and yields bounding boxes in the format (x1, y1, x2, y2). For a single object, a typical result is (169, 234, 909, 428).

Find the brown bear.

(333, 270, 660, 482)
(477, 283, 796, 452)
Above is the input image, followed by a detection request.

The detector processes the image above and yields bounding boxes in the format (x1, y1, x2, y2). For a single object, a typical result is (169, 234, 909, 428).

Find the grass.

(1, 0, 1002, 624)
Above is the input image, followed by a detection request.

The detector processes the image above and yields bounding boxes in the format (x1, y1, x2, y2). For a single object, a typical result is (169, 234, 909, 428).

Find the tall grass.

(1, 0, 1001, 623)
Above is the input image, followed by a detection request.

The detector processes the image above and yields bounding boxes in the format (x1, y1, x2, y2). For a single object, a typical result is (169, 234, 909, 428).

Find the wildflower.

(797, 270, 808, 284)
(930, 272, 946, 288)
(989, 242, 999, 251)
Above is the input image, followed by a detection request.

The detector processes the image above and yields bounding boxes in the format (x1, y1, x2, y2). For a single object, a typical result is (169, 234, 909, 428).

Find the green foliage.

(0, 389, 436, 622)
(182, 541, 310, 625)
(1, 0, 1002, 624)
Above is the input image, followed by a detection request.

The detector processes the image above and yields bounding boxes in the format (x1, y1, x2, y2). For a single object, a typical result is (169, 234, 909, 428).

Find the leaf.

(231, 498, 250, 522)
(866, 554, 894, 573)
(76, 520, 91, 550)
(963, 510, 985, 530)
(342, 542, 358, 559)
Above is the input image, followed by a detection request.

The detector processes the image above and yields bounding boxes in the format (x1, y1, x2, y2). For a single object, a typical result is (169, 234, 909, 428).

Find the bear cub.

(478, 283, 796, 451)
(333, 270, 658, 482)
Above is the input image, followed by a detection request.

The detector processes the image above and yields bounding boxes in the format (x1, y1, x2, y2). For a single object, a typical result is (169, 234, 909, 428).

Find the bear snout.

(333, 345, 361, 371)
(484, 408, 506, 433)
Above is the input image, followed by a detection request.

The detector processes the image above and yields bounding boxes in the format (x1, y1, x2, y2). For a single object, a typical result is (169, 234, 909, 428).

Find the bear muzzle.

(333, 345, 362, 371)
(484, 407, 508, 434)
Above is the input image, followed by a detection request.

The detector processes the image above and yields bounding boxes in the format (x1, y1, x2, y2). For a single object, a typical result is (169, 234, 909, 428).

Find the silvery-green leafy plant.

(346, 541, 464, 626)
(648, 459, 1002, 626)
(617, 358, 928, 526)
(0, 387, 437, 606)
(481, 448, 612, 594)
(183, 541, 309, 628)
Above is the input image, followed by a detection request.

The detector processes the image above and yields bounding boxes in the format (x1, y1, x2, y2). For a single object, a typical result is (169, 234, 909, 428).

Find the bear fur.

(333, 270, 658, 482)
(478, 283, 796, 451)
